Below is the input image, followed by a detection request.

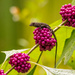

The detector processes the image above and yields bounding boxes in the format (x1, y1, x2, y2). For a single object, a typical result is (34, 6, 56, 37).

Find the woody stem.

(5, 19, 68, 74)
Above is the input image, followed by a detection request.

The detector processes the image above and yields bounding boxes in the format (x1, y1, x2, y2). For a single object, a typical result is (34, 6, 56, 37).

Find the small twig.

(27, 19, 68, 56)
(27, 19, 68, 68)
(53, 19, 68, 32)
(5, 65, 15, 74)
(27, 43, 39, 55)
(5, 20, 68, 74)
(5, 44, 39, 75)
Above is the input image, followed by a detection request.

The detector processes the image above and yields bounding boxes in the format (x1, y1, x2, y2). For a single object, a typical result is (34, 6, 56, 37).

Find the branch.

(27, 19, 68, 55)
(27, 43, 39, 55)
(5, 65, 15, 74)
(53, 19, 68, 32)
(5, 20, 68, 74)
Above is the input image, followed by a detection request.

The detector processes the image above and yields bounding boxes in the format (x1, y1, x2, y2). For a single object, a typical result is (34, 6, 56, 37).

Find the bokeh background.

(0, 0, 72, 50)
(0, 0, 74, 75)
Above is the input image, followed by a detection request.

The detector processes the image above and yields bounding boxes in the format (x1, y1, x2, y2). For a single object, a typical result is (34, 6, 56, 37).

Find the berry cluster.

(9, 53, 31, 73)
(33, 27, 56, 51)
(60, 4, 75, 27)
(0, 70, 6, 75)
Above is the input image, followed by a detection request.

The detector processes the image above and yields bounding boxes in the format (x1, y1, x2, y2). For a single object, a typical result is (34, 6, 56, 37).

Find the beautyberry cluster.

(9, 53, 31, 73)
(0, 70, 6, 75)
(60, 4, 75, 27)
(33, 27, 56, 51)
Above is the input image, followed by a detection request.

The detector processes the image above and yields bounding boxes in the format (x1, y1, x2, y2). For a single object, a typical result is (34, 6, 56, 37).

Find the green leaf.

(30, 61, 75, 75)
(2, 48, 29, 61)
(27, 19, 62, 75)
(50, 19, 62, 28)
(27, 52, 43, 75)
(1, 48, 29, 68)
(27, 65, 37, 75)
(42, 65, 75, 75)
(72, 0, 75, 5)
(56, 30, 75, 67)
(0, 52, 6, 64)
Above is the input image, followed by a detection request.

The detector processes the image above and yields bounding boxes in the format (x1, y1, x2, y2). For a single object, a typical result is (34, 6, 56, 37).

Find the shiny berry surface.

(33, 27, 56, 51)
(0, 70, 7, 75)
(9, 53, 31, 73)
(60, 4, 75, 27)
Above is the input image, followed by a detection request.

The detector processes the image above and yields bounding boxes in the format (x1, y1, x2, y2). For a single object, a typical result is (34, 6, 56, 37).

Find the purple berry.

(9, 53, 31, 73)
(60, 4, 75, 27)
(33, 27, 56, 51)
(0, 70, 7, 75)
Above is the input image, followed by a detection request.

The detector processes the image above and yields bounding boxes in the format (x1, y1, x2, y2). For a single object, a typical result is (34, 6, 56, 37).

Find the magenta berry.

(9, 53, 31, 73)
(33, 27, 56, 51)
(60, 4, 75, 27)
(0, 69, 7, 75)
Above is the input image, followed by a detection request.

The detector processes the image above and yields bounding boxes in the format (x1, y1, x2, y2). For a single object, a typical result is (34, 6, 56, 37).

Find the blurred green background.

(0, 0, 72, 50)
(0, 0, 74, 75)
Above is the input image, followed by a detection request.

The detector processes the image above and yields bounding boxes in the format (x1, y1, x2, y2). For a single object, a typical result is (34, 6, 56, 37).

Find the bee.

(30, 22, 57, 68)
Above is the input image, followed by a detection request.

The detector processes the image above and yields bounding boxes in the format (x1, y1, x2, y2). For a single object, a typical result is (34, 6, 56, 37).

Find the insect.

(30, 22, 57, 68)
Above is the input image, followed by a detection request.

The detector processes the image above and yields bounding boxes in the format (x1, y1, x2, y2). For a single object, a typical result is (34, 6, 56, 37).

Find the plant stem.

(27, 19, 68, 55)
(53, 19, 68, 32)
(5, 65, 15, 74)
(27, 20, 68, 55)
(27, 43, 39, 55)
(5, 20, 68, 74)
